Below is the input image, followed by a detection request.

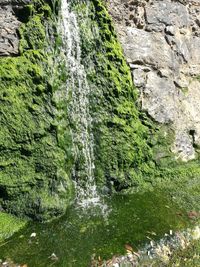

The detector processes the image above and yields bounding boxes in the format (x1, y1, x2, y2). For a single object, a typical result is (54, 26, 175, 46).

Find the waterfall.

(59, 0, 100, 208)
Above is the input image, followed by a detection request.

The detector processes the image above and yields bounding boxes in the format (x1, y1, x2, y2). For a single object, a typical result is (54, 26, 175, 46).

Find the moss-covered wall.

(1, 0, 200, 220)
(71, 0, 200, 192)
(0, 0, 74, 221)
(70, 0, 153, 191)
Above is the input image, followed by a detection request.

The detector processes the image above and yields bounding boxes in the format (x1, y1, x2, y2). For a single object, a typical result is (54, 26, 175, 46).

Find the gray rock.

(0, 0, 30, 56)
(0, 5, 20, 55)
(142, 71, 178, 124)
(165, 26, 175, 36)
(0, 0, 31, 5)
(121, 27, 178, 72)
(108, 0, 200, 161)
(132, 68, 147, 87)
(145, 0, 190, 31)
(172, 132, 196, 161)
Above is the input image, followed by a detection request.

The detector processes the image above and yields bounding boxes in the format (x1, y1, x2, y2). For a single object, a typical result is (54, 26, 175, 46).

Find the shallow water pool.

(0, 191, 190, 267)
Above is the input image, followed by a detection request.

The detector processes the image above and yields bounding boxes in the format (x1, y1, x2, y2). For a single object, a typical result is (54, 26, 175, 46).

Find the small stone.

(49, 253, 58, 261)
(192, 226, 200, 240)
(150, 240, 154, 247)
(30, 232, 36, 238)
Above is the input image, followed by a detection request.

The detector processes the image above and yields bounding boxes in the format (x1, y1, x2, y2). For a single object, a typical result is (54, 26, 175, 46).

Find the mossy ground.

(0, 190, 192, 267)
(0, 212, 26, 242)
(168, 239, 200, 267)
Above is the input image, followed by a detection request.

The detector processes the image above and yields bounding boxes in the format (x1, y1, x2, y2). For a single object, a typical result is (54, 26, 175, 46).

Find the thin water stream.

(60, 0, 100, 208)
(0, 191, 190, 267)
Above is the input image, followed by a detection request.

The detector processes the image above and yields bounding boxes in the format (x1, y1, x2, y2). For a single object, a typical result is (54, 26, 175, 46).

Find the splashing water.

(59, 0, 102, 209)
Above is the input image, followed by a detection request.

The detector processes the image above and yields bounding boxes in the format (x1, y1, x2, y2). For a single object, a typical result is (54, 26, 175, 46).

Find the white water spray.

(60, 0, 101, 208)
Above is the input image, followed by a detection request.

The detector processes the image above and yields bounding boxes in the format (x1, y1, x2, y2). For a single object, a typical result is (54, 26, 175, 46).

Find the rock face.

(0, 0, 30, 55)
(0, 0, 75, 220)
(0, 0, 152, 219)
(107, 0, 200, 161)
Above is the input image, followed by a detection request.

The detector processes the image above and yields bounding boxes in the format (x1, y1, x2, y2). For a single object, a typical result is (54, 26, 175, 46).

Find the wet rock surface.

(107, 0, 200, 161)
(0, 0, 30, 56)
(92, 225, 200, 267)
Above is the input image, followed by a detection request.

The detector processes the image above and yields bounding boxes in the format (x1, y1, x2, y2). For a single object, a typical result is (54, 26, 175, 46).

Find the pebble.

(30, 233, 36, 238)
(92, 224, 200, 267)
(49, 253, 58, 261)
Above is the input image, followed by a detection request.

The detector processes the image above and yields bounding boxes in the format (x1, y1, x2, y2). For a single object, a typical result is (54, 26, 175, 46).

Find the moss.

(69, 0, 200, 193)
(70, 0, 154, 190)
(1, 0, 200, 222)
(0, 0, 74, 220)
(19, 16, 46, 51)
(0, 213, 27, 242)
(167, 239, 200, 267)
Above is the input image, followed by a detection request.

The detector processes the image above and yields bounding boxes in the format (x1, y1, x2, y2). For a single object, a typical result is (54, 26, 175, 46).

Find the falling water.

(60, 0, 100, 208)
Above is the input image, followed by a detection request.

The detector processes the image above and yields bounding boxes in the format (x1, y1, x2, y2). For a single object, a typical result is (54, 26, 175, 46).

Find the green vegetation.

(0, 191, 191, 266)
(1, 0, 200, 221)
(0, 4, 200, 266)
(168, 239, 200, 267)
(71, 0, 154, 189)
(71, 0, 200, 192)
(0, 213, 27, 242)
(0, 0, 74, 220)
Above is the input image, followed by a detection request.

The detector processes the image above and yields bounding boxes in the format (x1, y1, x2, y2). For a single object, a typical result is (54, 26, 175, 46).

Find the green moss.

(0, 190, 192, 266)
(1, 0, 200, 222)
(195, 75, 200, 82)
(180, 87, 189, 94)
(0, 213, 27, 242)
(70, 0, 200, 193)
(70, 0, 154, 190)
(0, 0, 74, 220)
(167, 239, 200, 267)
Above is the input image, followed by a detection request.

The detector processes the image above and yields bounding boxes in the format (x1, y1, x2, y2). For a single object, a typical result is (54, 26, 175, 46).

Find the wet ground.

(0, 190, 191, 267)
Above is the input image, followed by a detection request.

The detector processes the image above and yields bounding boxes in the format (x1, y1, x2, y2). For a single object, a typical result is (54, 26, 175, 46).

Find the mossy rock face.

(1, 0, 200, 221)
(71, 0, 200, 191)
(0, 0, 74, 221)
(70, 0, 154, 190)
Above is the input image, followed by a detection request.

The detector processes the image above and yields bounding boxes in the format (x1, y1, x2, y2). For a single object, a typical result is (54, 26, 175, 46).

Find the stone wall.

(107, 0, 200, 161)
(0, 0, 30, 55)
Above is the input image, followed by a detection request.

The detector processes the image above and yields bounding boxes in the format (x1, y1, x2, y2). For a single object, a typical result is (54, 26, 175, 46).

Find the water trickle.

(60, 0, 100, 208)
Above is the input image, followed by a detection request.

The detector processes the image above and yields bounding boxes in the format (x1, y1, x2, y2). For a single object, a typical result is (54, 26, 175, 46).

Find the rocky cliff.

(107, 0, 200, 161)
